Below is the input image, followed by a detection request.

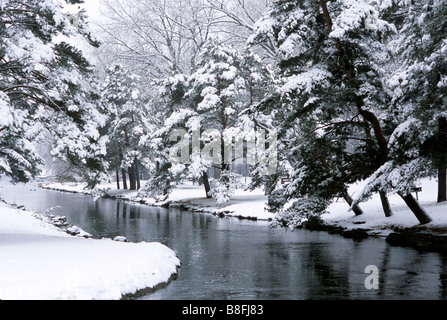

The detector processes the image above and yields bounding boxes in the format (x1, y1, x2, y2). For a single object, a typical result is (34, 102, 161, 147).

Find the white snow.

(0, 92, 13, 128)
(0, 201, 180, 300)
(279, 68, 331, 97)
(323, 178, 447, 235)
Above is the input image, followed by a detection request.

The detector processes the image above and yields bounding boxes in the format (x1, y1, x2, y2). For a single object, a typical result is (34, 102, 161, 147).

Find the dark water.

(2, 180, 447, 300)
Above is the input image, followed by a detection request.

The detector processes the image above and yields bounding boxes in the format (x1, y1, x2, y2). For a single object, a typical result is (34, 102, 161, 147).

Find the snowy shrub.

(138, 164, 173, 202)
(270, 196, 330, 230)
(209, 171, 244, 206)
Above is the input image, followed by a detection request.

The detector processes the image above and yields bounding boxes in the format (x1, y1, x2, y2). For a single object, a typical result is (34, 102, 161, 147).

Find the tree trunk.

(121, 169, 128, 190)
(379, 191, 393, 217)
(135, 156, 141, 190)
(202, 171, 212, 198)
(115, 168, 120, 190)
(119, 150, 127, 190)
(221, 136, 230, 172)
(128, 162, 137, 190)
(399, 192, 432, 225)
(438, 162, 446, 203)
(343, 191, 363, 216)
(438, 117, 447, 203)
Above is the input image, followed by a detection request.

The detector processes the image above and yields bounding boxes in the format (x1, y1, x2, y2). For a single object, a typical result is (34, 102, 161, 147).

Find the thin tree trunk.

(121, 169, 128, 190)
(123, 128, 135, 190)
(438, 164, 446, 203)
(115, 168, 120, 190)
(135, 156, 141, 190)
(438, 117, 447, 203)
(128, 162, 137, 190)
(221, 136, 230, 172)
(118, 149, 127, 189)
(379, 191, 393, 217)
(202, 171, 212, 198)
(399, 192, 432, 225)
(116, 200, 120, 217)
(343, 191, 363, 216)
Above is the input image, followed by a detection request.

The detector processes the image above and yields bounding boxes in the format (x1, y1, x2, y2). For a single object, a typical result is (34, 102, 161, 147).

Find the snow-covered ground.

(0, 201, 180, 300)
(43, 177, 447, 235)
(324, 178, 447, 234)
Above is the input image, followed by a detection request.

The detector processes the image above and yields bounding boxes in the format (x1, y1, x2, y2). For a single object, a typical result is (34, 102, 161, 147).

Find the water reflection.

(1, 181, 447, 299)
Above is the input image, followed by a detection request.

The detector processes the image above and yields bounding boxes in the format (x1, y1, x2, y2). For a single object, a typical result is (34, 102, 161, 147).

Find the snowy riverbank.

(42, 180, 276, 221)
(42, 177, 447, 237)
(323, 178, 447, 235)
(0, 200, 180, 300)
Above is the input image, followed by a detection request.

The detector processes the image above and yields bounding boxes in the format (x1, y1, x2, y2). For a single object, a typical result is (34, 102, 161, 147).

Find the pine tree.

(147, 39, 248, 200)
(102, 65, 154, 190)
(185, 39, 272, 203)
(188, 39, 246, 163)
(355, 0, 446, 223)
(250, 0, 432, 228)
(137, 72, 190, 200)
(141, 38, 272, 203)
(386, 0, 447, 203)
(0, 0, 107, 186)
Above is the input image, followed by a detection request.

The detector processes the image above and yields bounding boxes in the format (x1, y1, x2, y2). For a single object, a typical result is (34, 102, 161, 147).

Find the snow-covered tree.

(379, 0, 447, 203)
(139, 38, 272, 202)
(0, 0, 107, 186)
(353, 0, 447, 222)
(184, 39, 271, 201)
(136, 73, 190, 200)
(160, 39, 250, 198)
(250, 0, 432, 228)
(102, 64, 156, 190)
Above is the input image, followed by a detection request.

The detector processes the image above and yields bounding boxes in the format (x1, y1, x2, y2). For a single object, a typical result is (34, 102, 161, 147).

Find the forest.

(1, 0, 446, 229)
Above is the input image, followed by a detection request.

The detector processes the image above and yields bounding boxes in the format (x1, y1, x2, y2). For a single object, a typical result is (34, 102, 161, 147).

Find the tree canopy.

(2, 0, 446, 228)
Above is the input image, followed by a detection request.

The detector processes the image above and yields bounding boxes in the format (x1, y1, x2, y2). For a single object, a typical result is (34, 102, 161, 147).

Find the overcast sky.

(81, 0, 101, 19)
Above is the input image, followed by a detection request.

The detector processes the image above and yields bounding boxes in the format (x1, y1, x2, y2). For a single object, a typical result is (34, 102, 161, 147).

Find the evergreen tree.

(185, 39, 275, 203)
(250, 0, 432, 228)
(382, 0, 447, 203)
(186, 38, 248, 168)
(140, 38, 272, 203)
(102, 65, 152, 190)
(137, 73, 190, 200)
(0, 0, 107, 186)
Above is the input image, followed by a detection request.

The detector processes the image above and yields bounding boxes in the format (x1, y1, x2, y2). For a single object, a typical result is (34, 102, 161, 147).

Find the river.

(1, 180, 447, 299)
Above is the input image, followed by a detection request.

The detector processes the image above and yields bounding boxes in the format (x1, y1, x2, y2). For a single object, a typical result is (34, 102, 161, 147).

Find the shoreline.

(121, 273, 179, 300)
(0, 196, 181, 300)
(39, 182, 274, 222)
(39, 180, 447, 254)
